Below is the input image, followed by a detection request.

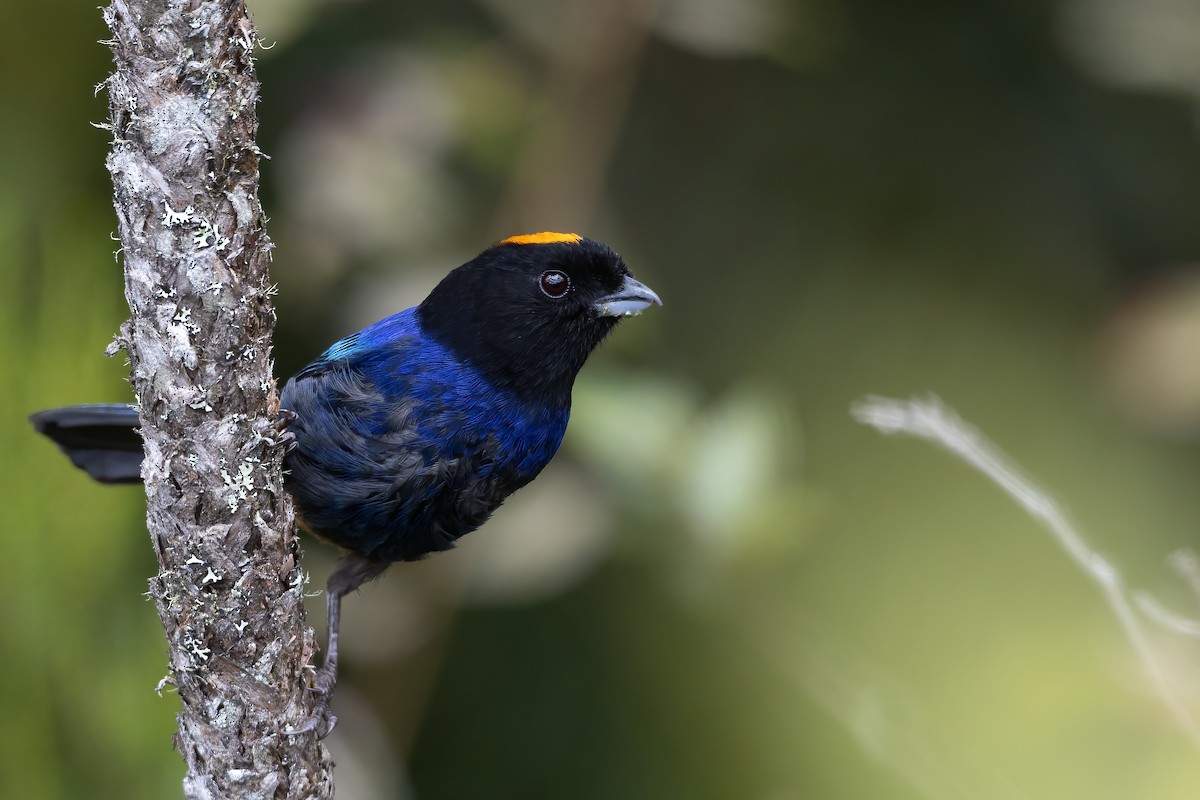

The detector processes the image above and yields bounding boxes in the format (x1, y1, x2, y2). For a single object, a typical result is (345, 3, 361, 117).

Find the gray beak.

(593, 276, 663, 318)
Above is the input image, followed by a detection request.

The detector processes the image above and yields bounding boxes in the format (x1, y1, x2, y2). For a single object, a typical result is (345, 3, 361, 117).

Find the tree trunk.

(101, 1, 334, 795)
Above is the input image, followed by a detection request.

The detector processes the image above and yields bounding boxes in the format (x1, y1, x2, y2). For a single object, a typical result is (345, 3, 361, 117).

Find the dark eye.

(539, 270, 570, 299)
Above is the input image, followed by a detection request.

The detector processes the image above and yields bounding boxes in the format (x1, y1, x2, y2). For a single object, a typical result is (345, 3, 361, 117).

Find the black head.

(417, 233, 661, 407)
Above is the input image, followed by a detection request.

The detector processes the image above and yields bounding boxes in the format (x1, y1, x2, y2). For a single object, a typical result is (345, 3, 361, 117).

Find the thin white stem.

(1168, 549, 1200, 603)
(1135, 592, 1200, 637)
(851, 394, 1200, 747)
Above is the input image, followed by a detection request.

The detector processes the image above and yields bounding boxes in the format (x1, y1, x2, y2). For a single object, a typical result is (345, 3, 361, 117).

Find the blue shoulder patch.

(322, 332, 363, 361)
(320, 309, 424, 363)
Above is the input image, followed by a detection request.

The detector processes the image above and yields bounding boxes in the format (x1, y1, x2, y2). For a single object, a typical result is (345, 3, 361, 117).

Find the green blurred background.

(5, 0, 1200, 797)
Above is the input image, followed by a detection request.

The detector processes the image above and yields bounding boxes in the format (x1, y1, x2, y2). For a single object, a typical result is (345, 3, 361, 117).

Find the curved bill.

(594, 276, 663, 318)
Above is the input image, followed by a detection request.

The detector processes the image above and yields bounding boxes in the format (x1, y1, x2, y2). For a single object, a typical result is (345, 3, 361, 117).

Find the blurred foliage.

(5, 0, 1200, 798)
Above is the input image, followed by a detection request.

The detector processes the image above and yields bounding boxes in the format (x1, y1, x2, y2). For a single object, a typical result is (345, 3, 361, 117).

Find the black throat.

(417, 276, 617, 409)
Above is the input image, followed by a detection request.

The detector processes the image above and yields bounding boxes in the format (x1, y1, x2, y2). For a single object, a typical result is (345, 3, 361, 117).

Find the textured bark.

(101, 1, 334, 796)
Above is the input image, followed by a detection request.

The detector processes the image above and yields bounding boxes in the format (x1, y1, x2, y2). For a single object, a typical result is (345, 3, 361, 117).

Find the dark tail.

(29, 404, 144, 484)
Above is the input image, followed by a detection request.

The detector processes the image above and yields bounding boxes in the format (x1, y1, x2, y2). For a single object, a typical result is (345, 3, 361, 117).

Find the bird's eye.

(539, 270, 570, 299)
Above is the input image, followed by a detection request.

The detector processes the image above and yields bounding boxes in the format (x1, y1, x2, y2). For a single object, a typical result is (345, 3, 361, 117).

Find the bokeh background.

(5, 0, 1200, 797)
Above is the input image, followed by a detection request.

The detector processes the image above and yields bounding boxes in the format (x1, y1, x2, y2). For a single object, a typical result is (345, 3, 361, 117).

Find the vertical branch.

(101, 1, 333, 796)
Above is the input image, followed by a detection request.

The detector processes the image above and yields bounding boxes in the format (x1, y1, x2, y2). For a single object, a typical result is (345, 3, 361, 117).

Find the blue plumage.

(281, 307, 569, 562)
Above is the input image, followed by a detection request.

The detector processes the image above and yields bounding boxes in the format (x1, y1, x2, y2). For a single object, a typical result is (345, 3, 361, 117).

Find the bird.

(30, 232, 661, 736)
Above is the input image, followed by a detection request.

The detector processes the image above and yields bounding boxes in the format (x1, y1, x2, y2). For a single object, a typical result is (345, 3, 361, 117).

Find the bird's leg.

(274, 408, 298, 431)
(290, 585, 343, 737)
(288, 554, 388, 738)
(272, 409, 299, 452)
